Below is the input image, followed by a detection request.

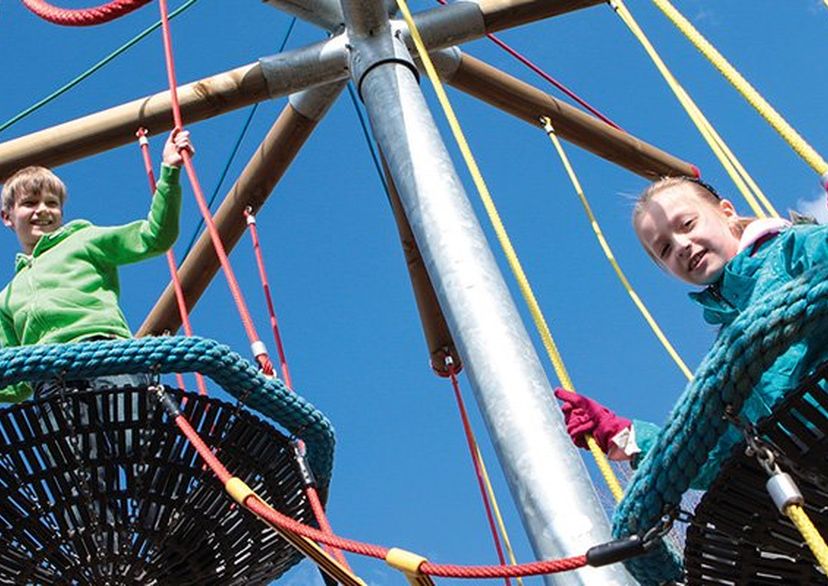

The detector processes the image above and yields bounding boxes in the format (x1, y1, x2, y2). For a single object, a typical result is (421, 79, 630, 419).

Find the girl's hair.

(632, 176, 754, 260)
(1, 166, 67, 214)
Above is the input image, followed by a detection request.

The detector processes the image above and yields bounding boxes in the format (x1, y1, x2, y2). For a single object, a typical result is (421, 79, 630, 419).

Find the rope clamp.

(766, 472, 805, 513)
(151, 384, 180, 417)
(641, 511, 676, 549)
(291, 439, 317, 488)
(244, 206, 256, 225)
(135, 127, 150, 145)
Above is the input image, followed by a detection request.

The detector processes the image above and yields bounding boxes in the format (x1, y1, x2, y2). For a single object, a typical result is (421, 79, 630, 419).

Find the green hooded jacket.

(632, 223, 828, 489)
(0, 165, 181, 402)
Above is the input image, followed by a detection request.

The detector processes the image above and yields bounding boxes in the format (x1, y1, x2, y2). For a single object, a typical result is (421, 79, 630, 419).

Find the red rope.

(448, 363, 511, 586)
(136, 128, 208, 395)
(420, 556, 588, 579)
(243, 209, 293, 387)
(306, 484, 352, 568)
(168, 398, 591, 579)
(21, 0, 150, 26)
(433, 0, 622, 131)
(155, 0, 274, 375)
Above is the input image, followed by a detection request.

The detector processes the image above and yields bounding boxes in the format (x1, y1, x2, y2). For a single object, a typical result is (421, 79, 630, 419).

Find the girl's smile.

(634, 184, 742, 285)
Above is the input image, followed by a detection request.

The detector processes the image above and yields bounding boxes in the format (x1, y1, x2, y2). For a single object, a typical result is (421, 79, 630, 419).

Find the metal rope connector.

(151, 383, 180, 417)
(725, 405, 806, 513)
(586, 510, 676, 567)
(292, 439, 317, 489)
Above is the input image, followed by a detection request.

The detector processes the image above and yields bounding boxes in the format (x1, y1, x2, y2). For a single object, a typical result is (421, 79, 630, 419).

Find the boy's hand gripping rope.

(154, 0, 275, 375)
(135, 128, 207, 396)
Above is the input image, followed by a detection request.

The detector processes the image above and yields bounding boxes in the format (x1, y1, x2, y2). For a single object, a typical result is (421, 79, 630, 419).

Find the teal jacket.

(0, 165, 181, 402)
(633, 223, 828, 488)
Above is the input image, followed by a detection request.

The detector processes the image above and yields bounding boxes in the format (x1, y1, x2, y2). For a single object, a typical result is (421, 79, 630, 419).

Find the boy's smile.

(2, 191, 64, 255)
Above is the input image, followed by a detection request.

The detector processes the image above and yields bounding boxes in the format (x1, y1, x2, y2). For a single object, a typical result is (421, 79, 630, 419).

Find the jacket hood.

(14, 220, 92, 273)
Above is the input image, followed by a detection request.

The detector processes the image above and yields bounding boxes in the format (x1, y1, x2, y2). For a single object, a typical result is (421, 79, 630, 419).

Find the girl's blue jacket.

(633, 223, 828, 488)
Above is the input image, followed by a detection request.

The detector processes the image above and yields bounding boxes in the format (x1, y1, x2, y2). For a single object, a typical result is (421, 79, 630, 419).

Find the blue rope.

(612, 264, 828, 584)
(346, 82, 390, 197)
(0, 336, 335, 487)
(0, 0, 200, 136)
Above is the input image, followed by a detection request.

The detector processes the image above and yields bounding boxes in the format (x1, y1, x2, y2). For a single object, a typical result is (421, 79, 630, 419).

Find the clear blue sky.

(2, 1, 827, 584)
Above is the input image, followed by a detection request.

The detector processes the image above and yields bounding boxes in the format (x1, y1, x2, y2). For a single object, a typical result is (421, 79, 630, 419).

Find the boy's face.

(635, 184, 741, 286)
(1, 190, 64, 254)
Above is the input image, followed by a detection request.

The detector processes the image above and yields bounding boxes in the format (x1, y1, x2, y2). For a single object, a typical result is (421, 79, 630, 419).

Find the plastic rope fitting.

(386, 548, 433, 585)
(251, 340, 268, 358)
(226, 477, 256, 506)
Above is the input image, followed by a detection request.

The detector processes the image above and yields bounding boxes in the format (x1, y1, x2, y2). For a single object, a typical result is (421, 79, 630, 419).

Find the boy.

(0, 130, 194, 401)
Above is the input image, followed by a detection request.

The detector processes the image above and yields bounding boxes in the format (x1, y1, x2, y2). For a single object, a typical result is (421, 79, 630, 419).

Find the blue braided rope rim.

(0, 335, 335, 487)
(612, 264, 828, 585)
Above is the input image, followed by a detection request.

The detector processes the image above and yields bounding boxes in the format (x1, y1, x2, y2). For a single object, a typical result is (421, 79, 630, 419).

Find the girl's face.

(635, 184, 741, 286)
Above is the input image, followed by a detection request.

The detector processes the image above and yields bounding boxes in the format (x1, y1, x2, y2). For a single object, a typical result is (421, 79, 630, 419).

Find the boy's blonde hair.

(2, 166, 67, 213)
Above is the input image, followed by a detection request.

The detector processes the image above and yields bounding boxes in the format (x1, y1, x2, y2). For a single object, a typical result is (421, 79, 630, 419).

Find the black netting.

(0, 386, 316, 585)
(684, 364, 828, 585)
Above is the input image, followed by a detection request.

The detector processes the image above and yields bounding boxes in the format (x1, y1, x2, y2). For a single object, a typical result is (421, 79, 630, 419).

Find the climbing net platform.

(0, 385, 315, 585)
(683, 363, 828, 585)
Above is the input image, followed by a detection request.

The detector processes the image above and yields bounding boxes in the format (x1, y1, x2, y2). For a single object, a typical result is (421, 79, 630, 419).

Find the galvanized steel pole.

(347, 5, 633, 584)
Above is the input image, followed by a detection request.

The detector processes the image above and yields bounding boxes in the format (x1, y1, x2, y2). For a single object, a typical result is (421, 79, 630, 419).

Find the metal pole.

(351, 30, 633, 586)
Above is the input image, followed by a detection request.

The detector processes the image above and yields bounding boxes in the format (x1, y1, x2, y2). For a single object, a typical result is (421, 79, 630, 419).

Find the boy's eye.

(660, 244, 670, 259)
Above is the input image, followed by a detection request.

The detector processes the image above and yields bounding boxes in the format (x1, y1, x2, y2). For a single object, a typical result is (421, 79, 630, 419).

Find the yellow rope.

(651, 0, 828, 182)
(394, 0, 625, 501)
(609, 0, 776, 219)
(541, 117, 694, 382)
(473, 437, 524, 584)
(785, 504, 828, 574)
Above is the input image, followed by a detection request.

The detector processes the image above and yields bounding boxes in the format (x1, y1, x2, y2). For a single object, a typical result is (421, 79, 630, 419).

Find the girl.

(555, 176, 828, 488)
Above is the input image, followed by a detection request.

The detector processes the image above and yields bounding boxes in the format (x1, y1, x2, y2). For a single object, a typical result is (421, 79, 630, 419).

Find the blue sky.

(2, 1, 828, 584)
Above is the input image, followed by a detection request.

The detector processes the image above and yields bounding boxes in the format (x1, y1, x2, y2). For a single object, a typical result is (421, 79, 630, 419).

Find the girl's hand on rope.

(162, 129, 194, 168)
(554, 388, 631, 456)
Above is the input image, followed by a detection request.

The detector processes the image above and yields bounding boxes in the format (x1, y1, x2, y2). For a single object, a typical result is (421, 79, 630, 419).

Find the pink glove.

(554, 388, 631, 453)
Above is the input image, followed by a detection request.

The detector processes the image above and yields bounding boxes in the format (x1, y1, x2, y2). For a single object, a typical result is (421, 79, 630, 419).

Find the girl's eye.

(683, 218, 695, 229)
(660, 244, 670, 259)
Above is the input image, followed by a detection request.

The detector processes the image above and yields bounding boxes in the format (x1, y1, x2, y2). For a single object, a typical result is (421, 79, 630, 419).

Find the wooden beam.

(447, 53, 696, 179)
(0, 63, 268, 182)
(478, 0, 604, 33)
(381, 155, 461, 377)
(137, 103, 317, 336)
